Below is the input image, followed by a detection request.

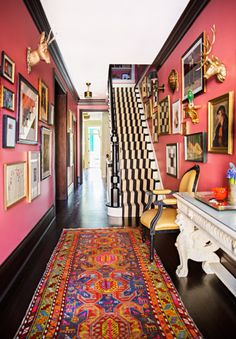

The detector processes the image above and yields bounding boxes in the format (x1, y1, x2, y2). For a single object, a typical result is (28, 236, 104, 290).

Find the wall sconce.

(183, 89, 201, 124)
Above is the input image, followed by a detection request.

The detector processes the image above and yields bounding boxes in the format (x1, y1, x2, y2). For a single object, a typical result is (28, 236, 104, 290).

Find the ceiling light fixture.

(84, 82, 92, 98)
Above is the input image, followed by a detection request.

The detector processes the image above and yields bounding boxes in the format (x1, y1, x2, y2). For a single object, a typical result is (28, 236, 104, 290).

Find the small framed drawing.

(208, 91, 234, 154)
(3, 115, 16, 148)
(48, 104, 54, 125)
(184, 132, 207, 162)
(1, 86, 15, 111)
(39, 79, 49, 122)
(1, 51, 15, 84)
(172, 99, 181, 134)
(4, 162, 27, 209)
(158, 95, 171, 135)
(41, 127, 52, 180)
(166, 143, 178, 178)
(28, 151, 40, 202)
(152, 112, 159, 143)
(182, 33, 206, 101)
(18, 74, 39, 144)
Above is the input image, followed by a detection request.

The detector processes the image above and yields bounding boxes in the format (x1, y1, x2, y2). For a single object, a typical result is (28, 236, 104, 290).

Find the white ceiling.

(41, 0, 189, 99)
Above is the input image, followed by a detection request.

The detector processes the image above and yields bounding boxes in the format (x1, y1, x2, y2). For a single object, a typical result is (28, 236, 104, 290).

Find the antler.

(47, 29, 55, 45)
(195, 25, 216, 71)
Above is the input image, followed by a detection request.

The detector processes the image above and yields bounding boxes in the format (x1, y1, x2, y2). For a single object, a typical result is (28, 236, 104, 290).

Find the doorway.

(88, 126, 101, 168)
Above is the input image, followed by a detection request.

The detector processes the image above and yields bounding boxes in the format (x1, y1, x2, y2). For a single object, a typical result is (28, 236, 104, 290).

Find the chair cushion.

(140, 208, 179, 231)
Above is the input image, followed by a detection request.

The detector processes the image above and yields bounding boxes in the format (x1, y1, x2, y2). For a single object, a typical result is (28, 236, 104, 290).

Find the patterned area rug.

(15, 228, 201, 338)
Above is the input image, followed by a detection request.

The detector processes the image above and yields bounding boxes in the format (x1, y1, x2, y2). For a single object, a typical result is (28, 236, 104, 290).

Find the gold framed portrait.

(39, 79, 49, 122)
(208, 91, 234, 154)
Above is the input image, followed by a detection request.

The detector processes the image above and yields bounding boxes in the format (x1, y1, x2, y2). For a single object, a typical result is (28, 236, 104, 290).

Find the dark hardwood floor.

(0, 168, 236, 338)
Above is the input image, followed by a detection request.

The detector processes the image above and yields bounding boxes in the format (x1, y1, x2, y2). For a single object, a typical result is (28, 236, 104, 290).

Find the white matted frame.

(166, 143, 178, 178)
(172, 99, 182, 134)
(4, 162, 27, 209)
(28, 151, 41, 202)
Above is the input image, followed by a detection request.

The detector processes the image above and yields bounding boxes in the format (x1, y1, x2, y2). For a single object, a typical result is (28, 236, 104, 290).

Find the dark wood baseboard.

(0, 205, 56, 304)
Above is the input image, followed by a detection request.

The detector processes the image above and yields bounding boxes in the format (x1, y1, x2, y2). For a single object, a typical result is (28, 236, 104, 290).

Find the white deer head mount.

(197, 25, 226, 82)
(27, 30, 55, 73)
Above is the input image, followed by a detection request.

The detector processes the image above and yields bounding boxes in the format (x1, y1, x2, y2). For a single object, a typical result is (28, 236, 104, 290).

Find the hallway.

(0, 169, 236, 338)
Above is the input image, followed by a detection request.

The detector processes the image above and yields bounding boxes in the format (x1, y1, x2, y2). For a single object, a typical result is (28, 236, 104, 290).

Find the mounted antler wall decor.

(27, 30, 55, 74)
(197, 25, 227, 82)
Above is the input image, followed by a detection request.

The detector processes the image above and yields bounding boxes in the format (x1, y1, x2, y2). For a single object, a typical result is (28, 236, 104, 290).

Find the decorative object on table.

(1, 85, 15, 111)
(18, 74, 39, 144)
(15, 228, 202, 338)
(182, 32, 206, 101)
(28, 151, 41, 202)
(3, 115, 16, 148)
(39, 79, 49, 122)
(184, 132, 207, 163)
(158, 95, 171, 135)
(172, 99, 181, 134)
(208, 91, 233, 154)
(4, 162, 27, 209)
(152, 112, 159, 143)
(27, 30, 55, 73)
(183, 89, 201, 124)
(41, 127, 52, 180)
(168, 69, 178, 93)
(1, 51, 15, 84)
(211, 187, 228, 201)
(227, 162, 236, 205)
(48, 103, 55, 125)
(166, 143, 178, 177)
(196, 25, 226, 83)
(195, 191, 236, 211)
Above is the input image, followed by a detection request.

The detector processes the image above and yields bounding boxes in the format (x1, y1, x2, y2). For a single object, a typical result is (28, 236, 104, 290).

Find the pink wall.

(0, 0, 78, 264)
(149, 0, 236, 191)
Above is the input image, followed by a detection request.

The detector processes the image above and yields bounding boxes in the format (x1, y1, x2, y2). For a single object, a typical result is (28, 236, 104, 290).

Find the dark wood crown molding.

(153, 0, 210, 69)
(23, 0, 79, 102)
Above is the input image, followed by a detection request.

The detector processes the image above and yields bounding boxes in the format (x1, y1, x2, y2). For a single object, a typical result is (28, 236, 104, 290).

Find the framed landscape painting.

(18, 74, 39, 144)
(182, 33, 206, 101)
(4, 162, 27, 209)
(41, 127, 52, 180)
(28, 151, 41, 202)
(184, 132, 207, 162)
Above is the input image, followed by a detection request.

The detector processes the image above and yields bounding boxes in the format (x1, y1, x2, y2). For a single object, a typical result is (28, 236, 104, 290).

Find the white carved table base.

(175, 212, 220, 277)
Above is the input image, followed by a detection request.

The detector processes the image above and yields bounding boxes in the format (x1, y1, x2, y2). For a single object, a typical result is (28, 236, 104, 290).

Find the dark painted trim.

(0, 205, 56, 303)
(153, 0, 210, 69)
(23, 0, 79, 102)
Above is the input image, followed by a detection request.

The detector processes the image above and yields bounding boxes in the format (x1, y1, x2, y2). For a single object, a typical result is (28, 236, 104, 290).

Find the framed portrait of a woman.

(208, 92, 234, 154)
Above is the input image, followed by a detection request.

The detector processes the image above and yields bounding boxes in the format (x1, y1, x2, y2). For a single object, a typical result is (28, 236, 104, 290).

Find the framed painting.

(166, 143, 178, 178)
(152, 112, 159, 143)
(18, 74, 39, 144)
(4, 162, 27, 209)
(1, 86, 15, 111)
(182, 33, 206, 101)
(144, 99, 151, 119)
(48, 104, 54, 125)
(184, 132, 207, 162)
(3, 115, 16, 148)
(28, 151, 40, 202)
(67, 110, 73, 132)
(39, 79, 49, 122)
(158, 95, 171, 135)
(172, 99, 181, 134)
(1, 51, 15, 84)
(208, 91, 234, 154)
(152, 78, 159, 112)
(41, 127, 52, 180)
(141, 76, 147, 99)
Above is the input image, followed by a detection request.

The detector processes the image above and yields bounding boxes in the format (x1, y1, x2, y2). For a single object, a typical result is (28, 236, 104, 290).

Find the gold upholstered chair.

(140, 165, 200, 261)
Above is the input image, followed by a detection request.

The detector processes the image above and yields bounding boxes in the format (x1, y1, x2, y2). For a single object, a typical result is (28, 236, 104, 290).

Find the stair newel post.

(108, 65, 120, 208)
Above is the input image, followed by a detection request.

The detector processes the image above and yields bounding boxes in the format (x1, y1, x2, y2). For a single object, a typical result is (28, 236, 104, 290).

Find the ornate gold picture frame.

(208, 91, 234, 154)
(39, 79, 49, 122)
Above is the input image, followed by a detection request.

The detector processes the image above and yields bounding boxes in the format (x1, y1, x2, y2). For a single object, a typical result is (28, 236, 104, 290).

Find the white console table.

(174, 192, 236, 296)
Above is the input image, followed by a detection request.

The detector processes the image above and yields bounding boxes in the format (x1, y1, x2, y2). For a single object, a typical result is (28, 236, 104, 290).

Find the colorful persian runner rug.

(15, 228, 201, 338)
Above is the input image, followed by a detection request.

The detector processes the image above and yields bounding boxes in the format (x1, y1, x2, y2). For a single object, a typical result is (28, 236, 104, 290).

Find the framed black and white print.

(166, 143, 178, 178)
(28, 151, 40, 202)
(182, 33, 206, 101)
(3, 115, 16, 148)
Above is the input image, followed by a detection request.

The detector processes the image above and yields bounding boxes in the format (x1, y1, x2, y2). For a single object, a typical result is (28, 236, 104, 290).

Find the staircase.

(113, 85, 162, 217)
